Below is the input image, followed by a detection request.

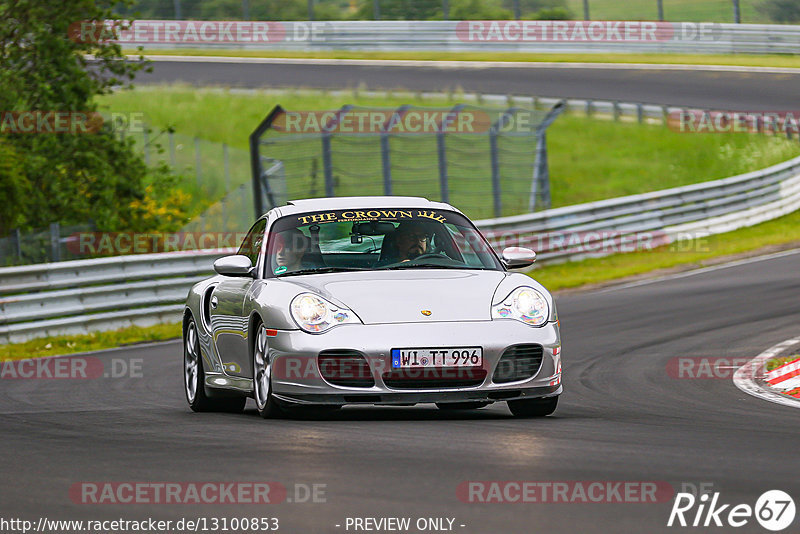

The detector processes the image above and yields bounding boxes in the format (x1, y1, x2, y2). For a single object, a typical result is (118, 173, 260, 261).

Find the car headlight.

(491, 287, 549, 327)
(290, 293, 360, 333)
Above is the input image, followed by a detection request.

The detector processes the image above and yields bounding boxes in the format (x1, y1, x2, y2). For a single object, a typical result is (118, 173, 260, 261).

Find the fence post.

(436, 132, 449, 203)
(442, 0, 449, 20)
(169, 131, 176, 168)
(49, 222, 61, 262)
(529, 101, 566, 212)
(12, 228, 22, 260)
(585, 100, 593, 117)
(194, 137, 202, 188)
(637, 103, 644, 124)
(143, 128, 150, 166)
(321, 134, 334, 197)
(380, 133, 392, 195)
(221, 196, 227, 231)
(531, 132, 550, 211)
(489, 129, 502, 218)
(613, 101, 620, 122)
(373, 0, 380, 20)
(223, 143, 231, 193)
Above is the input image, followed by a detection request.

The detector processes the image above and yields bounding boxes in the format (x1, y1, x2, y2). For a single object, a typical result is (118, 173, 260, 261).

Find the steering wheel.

(410, 252, 448, 261)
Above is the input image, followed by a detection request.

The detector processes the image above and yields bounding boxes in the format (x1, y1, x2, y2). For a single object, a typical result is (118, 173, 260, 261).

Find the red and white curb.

(733, 337, 800, 409)
(766, 357, 800, 397)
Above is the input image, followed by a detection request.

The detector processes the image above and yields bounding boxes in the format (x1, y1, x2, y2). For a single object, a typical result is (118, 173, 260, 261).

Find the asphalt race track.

(2, 251, 799, 533)
(3, 58, 799, 533)
(137, 58, 800, 110)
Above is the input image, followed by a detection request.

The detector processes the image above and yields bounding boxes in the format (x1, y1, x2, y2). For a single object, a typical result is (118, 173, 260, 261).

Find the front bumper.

(265, 320, 562, 406)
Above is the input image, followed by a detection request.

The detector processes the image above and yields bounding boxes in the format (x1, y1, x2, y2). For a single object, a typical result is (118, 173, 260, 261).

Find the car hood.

(287, 269, 507, 324)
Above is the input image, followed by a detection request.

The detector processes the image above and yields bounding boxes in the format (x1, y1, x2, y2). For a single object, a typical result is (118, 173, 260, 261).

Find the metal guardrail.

(136, 21, 800, 55)
(0, 251, 226, 343)
(480, 155, 800, 262)
(2, 95, 799, 343)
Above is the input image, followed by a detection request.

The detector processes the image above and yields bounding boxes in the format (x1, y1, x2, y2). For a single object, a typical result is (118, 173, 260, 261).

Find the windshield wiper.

(276, 266, 369, 277)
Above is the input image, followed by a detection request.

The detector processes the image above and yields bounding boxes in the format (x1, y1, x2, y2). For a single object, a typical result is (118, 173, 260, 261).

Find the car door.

(210, 218, 266, 377)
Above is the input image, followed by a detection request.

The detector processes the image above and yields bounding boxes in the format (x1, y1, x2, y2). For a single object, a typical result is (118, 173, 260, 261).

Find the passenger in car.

(275, 228, 310, 272)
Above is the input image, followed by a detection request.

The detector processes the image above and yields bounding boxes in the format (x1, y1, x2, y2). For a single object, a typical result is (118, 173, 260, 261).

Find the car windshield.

(265, 208, 503, 277)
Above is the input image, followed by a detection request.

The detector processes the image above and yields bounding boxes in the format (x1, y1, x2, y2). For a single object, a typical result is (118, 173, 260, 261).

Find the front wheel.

(184, 318, 245, 413)
(253, 322, 283, 419)
(507, 396, 558, 417)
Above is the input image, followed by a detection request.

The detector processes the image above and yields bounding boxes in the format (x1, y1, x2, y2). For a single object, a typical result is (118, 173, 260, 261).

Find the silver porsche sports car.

(183, 196, 562, 418)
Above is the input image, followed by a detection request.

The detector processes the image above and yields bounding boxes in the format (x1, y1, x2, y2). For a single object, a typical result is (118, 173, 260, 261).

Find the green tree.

(0, 140, 29, 235)
(0, 0, 162, 232)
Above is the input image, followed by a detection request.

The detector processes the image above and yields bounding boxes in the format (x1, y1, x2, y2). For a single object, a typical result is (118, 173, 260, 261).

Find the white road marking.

(134, 54, 800, 74)
(733, 337, 800, 409)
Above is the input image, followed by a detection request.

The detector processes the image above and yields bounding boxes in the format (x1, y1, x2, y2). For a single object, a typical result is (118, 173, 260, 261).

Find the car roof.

(269, 196, 462, 218)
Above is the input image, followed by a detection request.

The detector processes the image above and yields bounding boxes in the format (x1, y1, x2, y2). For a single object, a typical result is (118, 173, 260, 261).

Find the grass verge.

(0, 323, 182, 361)
(530, 208, 800, 291)
(127, 49, 800, 70)
(766, 354, 800, 372)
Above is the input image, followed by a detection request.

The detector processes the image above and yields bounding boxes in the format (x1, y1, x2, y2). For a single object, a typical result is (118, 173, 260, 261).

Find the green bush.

(450, 0, 513, 20)
(761, 0, 800, 22)
(525, 7, 574, 19)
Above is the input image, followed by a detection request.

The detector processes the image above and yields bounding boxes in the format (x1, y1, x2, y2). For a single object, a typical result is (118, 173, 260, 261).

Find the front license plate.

(391, 347, 483, 369)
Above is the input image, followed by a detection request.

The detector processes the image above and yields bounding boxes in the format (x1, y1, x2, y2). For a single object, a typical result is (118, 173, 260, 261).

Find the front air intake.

(382, 368, 487, 389)
(318, 350, 375, 387)
(492, 344, 544, 383)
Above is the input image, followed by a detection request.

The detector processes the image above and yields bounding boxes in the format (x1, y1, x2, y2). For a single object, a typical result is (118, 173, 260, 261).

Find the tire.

(184, 317, 246, 413)
(436, 401, 490, 410)
(253, 322, 283, 419)
(507, 396, 558, 417)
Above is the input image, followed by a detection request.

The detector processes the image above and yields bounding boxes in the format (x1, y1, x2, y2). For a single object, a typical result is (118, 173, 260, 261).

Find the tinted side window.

(237, 219, 267, 269)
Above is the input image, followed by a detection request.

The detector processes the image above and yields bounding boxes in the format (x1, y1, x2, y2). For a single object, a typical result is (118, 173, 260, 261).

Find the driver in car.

(395, 221, 430, 262)
(274, 228, 310, 273)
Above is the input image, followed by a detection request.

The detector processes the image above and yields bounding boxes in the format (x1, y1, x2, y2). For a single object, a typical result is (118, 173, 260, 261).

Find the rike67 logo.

(668, 490, 796, 531)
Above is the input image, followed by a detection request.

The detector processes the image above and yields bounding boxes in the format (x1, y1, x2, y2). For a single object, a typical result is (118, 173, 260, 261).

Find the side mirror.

(501, 247, 536, 269)
(213, 255, 254, 277)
